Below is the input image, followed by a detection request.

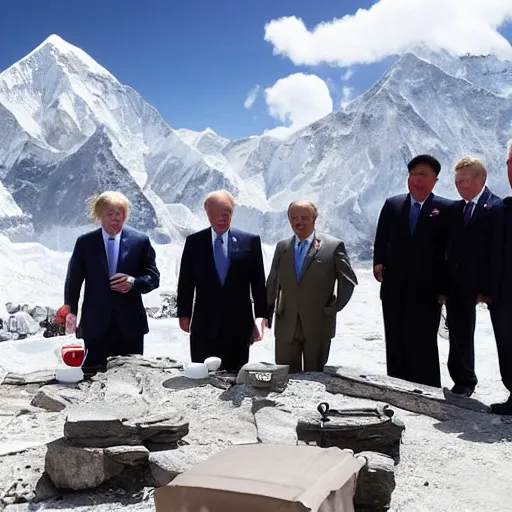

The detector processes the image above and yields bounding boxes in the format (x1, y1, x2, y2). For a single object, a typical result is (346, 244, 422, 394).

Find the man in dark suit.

(64, 191, 160, 371)
(486, 142, 512, 415)
(177, 190, 268, 373)
(442, 157, 502, 397)
(373, 155, 453, 388)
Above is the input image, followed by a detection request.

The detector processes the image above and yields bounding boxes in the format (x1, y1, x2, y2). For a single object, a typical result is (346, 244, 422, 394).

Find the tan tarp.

(154, 443, 364, 512)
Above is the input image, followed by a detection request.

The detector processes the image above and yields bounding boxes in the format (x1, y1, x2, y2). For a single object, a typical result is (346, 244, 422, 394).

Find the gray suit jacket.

(266, 233, 357, 344)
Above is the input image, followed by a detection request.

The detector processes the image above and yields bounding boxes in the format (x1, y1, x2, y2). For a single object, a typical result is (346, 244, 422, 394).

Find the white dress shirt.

(294, 231, 315, 252)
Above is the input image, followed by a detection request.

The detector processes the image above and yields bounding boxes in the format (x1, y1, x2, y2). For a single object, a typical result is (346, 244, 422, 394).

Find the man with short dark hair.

(442, 157, 501, 397)
(373, 155, 454, 388)
(487, 141, 512, 414)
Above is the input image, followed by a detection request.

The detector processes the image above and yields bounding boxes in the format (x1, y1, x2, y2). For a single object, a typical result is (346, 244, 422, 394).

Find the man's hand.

(252, 318, 267, 342)
(438, 295, 447, 305)
(65, 313, 77, 334)
(477, 295, 492, 306)
(109, 273, 134, 294)
(373, 264, 384, 282)
(179, 317, 191, 333)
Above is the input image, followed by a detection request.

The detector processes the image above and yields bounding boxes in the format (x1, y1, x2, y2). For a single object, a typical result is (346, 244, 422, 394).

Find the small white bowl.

(55, 367, 84, 384)
(184, 362, 209, 379)
(204, 357, 222, 372)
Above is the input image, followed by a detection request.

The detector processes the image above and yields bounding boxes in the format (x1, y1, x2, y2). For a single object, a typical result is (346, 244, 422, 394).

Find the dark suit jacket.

(373, 192, 453, 302)
(488, 197, 512, 303)
(64, 226, 160, 340)
(444, 187, 502, 299)
(177, 227, 268, 340)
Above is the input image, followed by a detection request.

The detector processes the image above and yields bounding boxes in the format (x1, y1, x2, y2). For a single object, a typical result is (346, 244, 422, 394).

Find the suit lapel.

(95, 228, 109, 277)
(415, 193, 434, 234)
(205, 228, 222, 287)
(400, 194, 412, 238)
(117, 229, 130, 273)
(470, 187, 490, 223)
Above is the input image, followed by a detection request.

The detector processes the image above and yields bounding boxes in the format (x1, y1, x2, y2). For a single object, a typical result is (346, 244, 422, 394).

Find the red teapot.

(61, 345, 86, 367)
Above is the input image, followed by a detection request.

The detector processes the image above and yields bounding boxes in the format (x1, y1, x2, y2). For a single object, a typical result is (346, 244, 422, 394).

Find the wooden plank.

(324, 366, 489, 421)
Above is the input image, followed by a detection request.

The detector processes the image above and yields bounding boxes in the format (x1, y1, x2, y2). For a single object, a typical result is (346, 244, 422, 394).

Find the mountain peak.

(18, 34, 113, 79)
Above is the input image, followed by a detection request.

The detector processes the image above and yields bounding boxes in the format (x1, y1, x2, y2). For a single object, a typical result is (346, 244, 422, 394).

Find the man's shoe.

(451, 384, 475, 398)
(490, 398, 512, 415)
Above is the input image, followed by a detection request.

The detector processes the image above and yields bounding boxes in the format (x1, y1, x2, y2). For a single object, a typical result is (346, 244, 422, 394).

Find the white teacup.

(184, 362, 209, 379)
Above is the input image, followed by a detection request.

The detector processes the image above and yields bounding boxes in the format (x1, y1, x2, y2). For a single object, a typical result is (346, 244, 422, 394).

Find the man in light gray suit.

(266, 201, 358, 373)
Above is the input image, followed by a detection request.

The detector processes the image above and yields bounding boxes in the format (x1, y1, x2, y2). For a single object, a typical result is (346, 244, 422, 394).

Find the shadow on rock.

(433, 412, 512, 443)
(162, 376, 209, 391)
(219, 384, 262, 407)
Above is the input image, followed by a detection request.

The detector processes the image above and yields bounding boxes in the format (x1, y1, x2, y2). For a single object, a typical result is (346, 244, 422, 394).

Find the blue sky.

(1, 0, 512, 140)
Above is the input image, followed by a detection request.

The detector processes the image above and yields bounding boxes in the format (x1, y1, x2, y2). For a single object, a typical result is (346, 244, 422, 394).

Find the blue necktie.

(463, 201, 474, 226)
(409, 202, 421, 234)
(107, 237, 116, 277)
(295, 241, 308, 280)
(214, 235, 229, 285)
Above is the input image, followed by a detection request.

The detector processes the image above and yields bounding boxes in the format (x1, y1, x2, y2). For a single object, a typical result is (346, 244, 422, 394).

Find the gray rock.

(0, 447, 59, 505)
(2, 370, 56, 386)
(45, 438, 125, 490)
(148, 445, 217, 487)
(324, 365, 489, 420)
(31, 384, 83, 412)
(64, 405, 189, 447)
(354, 451, 396, 511)
(131, 410, 189, 444)
(64, 406, 141, 447)
(253, 400, 298, 445)
(106, 355, 183, 371)
(236, 362, 290, 392)
(104, 445, 149, 466)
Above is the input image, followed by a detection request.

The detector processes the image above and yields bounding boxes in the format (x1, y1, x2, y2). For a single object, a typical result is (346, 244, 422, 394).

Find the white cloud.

(342, 68, 354, 81)
(264, 0, 512, 67)
(263, 73, 333, 140)
(244, 85, 260, 109)
(341, 86, 355, 106)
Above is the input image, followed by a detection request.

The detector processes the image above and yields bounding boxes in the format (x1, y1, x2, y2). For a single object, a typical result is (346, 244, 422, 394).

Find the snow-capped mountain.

(0, 35, 240, 246)
(0, 35, 511, 257)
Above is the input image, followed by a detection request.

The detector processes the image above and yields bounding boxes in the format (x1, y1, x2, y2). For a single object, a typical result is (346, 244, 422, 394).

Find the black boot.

(490, 397, 512, 415)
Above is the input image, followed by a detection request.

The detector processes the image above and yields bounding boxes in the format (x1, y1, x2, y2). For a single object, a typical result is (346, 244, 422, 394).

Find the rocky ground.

(0, 356, 511, 512)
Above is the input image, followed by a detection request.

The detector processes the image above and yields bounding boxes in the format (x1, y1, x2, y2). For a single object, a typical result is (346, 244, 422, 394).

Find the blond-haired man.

(442, 157, 501, 397)
(266, 200, 357, 373)
(177, 190, 268, 373)
(64, 191, 160, 371)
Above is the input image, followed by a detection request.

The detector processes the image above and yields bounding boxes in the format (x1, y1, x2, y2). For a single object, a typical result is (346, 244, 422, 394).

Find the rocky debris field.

(0, 356, 511, 512)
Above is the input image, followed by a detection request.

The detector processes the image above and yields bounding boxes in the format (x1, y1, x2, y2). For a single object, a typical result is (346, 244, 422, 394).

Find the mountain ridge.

(0, 35, 511, 256)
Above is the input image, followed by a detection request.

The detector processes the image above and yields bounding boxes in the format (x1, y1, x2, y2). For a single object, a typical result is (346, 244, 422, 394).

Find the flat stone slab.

(31, 384, 84, 412)
(104, 445, 149, 466)
(324, 366, 490, 421)
(64, 406, 188, 447)
(253, 400, 298, 445)
(2, 370, 56, 386)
